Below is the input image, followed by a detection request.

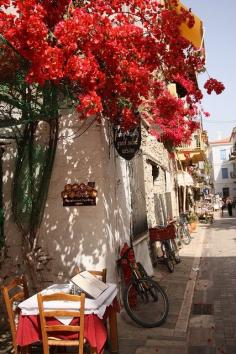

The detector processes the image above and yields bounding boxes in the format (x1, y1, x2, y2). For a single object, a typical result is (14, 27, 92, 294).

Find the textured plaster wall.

(37, 114, 132, 283)
(0, 115, 132, 284)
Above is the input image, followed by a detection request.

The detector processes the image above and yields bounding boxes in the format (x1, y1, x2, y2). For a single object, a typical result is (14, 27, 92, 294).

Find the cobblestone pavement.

(118, 211, 236, 354)
(1, 211, 236, 353)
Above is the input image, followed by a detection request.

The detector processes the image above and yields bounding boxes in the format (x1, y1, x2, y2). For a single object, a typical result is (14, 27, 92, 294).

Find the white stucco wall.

(36, 114, 133, 283)
(209, 142, 236, 197)
(1, 115, 133, 284)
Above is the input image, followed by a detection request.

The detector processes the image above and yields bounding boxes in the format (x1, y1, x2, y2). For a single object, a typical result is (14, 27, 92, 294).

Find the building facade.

(209, 138, 235, 198)
(0, 0, 205, 288)
(175, 129, 209, 211)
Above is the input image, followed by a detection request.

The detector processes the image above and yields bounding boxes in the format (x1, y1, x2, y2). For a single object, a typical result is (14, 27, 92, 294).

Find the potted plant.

(187, 211, 198, 232)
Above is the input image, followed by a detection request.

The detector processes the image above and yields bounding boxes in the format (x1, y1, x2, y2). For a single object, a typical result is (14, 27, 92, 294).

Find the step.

(145, 339, 187, 348)
(135, 337, 188, 354)
(135, 346, 187, 354)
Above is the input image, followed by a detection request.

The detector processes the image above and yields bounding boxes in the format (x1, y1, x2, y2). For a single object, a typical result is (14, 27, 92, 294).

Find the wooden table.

(16, 283, 119, 353)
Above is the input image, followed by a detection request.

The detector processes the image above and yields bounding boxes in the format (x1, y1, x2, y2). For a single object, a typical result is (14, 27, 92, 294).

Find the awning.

(168, 0, 204, 50)
(176, 171, 194, 187)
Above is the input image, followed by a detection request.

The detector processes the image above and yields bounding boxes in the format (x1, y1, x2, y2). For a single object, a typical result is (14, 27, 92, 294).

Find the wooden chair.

(37, 292, 87, 354)
(1, 275, 29, 354)
(77, 268, 107, 283)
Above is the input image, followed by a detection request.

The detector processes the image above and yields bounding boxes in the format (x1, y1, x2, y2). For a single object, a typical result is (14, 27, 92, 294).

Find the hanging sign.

(113, 124, 141, 160)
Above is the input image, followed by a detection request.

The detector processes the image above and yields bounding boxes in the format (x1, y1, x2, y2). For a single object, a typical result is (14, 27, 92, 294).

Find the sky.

(182, 0, 236, 142)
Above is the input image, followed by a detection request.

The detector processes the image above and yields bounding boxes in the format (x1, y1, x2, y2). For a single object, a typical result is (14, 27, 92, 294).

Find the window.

(222, 168, 228, 179)
(194, 135, 200, 148)
(220, 149, 226, 160)
(152, 164, 159, 185)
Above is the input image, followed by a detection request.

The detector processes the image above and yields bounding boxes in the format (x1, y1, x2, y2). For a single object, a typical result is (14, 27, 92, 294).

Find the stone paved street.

(1, 211, 236, 353)
(118, 211, 236, 354)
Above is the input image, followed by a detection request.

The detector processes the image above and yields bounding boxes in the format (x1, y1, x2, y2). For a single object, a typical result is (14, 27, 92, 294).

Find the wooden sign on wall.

(61, 182, 97, 206)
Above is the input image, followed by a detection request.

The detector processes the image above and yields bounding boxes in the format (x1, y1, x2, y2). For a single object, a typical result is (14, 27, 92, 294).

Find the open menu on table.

(70, 271, 109, 299)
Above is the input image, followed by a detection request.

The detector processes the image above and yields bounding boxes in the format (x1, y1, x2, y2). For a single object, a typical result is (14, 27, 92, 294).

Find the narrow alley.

(0, 2, 235, 354)
(118, 211, 236, 354)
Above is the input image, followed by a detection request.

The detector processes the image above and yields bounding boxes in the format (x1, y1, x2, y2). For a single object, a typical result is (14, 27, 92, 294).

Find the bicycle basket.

(149, 224, 176, 242)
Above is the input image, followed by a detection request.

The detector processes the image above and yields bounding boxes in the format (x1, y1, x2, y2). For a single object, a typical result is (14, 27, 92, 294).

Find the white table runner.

(19, 283, 117, 325)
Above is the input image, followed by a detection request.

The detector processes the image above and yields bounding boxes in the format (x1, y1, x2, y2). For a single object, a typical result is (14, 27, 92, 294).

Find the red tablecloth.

(16, 313, 107, 354)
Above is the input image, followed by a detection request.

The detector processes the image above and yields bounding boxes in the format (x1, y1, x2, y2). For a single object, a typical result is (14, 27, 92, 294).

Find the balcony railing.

(177, 141, 203, 150)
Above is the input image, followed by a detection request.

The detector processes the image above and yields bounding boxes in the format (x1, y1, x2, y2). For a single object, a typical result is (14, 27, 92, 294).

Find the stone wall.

(141, 127, 172, 227)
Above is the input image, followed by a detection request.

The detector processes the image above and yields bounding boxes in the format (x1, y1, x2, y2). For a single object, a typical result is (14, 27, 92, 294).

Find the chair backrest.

(77, 268, 107, 283)
(1, 275, 29, 353)
(37, 292, 85, 354)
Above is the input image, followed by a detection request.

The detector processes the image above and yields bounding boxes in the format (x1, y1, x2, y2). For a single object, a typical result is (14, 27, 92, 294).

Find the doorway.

(222, 187, 230, 198)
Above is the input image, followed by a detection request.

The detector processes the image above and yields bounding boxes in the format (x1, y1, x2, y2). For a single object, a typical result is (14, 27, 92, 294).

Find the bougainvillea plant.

(0, 0, 224, 146)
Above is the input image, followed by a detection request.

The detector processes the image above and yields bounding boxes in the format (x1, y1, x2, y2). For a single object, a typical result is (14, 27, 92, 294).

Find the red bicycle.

(149, 221, 181, 273)
(117, 244, 169, 328)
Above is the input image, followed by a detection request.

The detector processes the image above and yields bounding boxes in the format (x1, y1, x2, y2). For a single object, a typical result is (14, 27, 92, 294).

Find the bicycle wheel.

(175, 230, 183, 248)
(178, 225, 191, 245)
(169, 239, 181, 264)
(137, 262, 148, 278)
(166, 257, 175, 272)
(123, 278, 169, 328)
(162, 241, 175, 273)
(174, 251, 181, 264)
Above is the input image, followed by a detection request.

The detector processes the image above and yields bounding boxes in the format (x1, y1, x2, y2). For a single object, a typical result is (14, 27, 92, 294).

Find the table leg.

(108, 308, 118, 354)
(20, 346, 31, 354)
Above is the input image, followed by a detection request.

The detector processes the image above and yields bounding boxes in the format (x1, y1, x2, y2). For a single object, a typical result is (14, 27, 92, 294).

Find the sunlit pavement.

(186, 211, 236, 354)
(118, 211, 236, 354)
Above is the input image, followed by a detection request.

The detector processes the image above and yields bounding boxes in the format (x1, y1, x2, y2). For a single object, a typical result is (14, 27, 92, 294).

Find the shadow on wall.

(1, 114, 131, 284)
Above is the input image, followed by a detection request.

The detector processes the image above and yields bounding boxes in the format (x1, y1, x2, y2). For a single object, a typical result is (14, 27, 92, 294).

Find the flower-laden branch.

(0, 0, 224, 146)
(204, 78, 225, 95)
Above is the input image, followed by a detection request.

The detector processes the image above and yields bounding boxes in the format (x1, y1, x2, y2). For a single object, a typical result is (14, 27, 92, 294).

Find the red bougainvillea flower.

(0, 43, 20, 81)
(204, 78, 225, 95)
(0, 0, 225, 147)
(77, 91, 103, 118)
(203, 111, 210, 117)
(120, 108, 139, 131)
(0, 0, 9, 7)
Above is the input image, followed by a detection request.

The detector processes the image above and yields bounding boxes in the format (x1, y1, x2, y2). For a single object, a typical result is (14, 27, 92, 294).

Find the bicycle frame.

(117, 246, 144, 282)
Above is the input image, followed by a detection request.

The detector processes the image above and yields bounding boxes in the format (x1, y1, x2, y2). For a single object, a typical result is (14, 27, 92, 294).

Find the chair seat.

(48, 339, 80, 346)
(48, 336, 87, 343)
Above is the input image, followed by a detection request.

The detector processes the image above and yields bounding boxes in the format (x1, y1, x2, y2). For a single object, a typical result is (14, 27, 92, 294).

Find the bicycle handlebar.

(117, 246, 134, 264)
